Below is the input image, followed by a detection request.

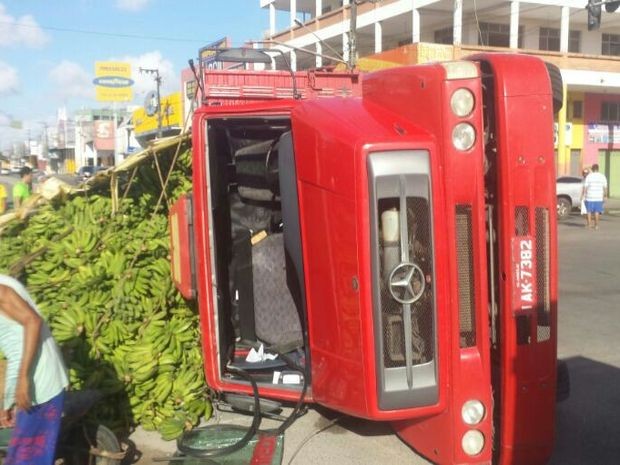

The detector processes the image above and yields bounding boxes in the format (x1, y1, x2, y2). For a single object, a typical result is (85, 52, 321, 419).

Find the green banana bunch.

(158, 417, 187, 442)
(0, 146, 210, 440)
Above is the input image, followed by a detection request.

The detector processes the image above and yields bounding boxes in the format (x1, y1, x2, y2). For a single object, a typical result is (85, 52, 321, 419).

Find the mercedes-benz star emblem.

(388, 262, 425, 305)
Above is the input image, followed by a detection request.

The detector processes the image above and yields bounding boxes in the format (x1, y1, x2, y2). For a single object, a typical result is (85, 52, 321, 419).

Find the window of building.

(601, 101, 620, 122)
(539, 28, 581, 53)
(602, 33, 620, 56)
(569, 30, 581, 53)
(478, 22, 523, 48)
(434, 27, 453, 45)
(572, 101, 583, 119)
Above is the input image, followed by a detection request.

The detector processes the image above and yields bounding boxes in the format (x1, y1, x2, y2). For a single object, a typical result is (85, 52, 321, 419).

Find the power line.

(0, 19, 217, 44)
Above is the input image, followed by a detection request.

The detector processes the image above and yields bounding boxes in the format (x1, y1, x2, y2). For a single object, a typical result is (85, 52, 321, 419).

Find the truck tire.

(557, 196, 572, 220)
(557, 359, 570, 403)
(545, 62, 564, 115)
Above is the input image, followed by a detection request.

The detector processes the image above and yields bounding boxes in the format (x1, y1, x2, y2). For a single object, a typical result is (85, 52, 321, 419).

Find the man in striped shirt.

(582, 164, 608, 230)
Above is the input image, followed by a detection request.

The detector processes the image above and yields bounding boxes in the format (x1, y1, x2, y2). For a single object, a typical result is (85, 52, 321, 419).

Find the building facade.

(74, 108, 138, 172)
(259, 0, 620, 194)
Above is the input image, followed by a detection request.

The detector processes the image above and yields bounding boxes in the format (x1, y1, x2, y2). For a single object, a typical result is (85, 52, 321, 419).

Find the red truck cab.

(170, 53, 560, 465)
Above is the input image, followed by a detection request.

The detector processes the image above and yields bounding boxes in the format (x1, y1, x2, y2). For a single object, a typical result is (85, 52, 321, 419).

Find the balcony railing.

(361, 42, 620, 72)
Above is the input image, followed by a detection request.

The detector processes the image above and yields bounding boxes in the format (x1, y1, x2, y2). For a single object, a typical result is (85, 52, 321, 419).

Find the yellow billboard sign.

(133, 92, 182, 135)
(94, 61, 133, 102)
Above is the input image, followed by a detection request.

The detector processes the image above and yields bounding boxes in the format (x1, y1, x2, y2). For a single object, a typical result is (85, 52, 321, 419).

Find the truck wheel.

(545, 62, 564, 115)
(557, 197, 571, 219)
(557, 359, 570, 402)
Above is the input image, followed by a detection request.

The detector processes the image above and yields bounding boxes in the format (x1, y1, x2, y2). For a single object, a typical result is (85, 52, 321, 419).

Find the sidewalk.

(605, 197, 620, 215)
(129, 406, 430, 465)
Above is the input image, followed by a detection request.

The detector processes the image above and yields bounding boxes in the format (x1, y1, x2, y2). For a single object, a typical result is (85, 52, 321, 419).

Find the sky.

(0, 0, 273, 151)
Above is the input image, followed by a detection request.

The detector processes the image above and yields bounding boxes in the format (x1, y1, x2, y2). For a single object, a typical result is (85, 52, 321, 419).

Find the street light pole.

(140, 67, 163, 139)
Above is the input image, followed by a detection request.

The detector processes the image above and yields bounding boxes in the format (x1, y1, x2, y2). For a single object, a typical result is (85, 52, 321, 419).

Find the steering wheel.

(264, 138, 280, 195)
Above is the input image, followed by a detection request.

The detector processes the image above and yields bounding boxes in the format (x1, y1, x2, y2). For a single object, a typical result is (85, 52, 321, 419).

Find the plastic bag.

(581, 199, 587, 215)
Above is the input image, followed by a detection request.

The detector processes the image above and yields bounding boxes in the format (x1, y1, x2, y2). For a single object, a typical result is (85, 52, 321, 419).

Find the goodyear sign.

(94, 61, 133, 102)
(133, 92, 182, 136)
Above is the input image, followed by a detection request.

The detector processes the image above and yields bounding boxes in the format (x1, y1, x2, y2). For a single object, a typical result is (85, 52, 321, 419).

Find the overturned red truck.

(169, 53, 564, 465)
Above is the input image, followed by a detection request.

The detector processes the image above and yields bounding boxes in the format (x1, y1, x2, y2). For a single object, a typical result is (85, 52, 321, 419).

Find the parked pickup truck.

(556, 176, 583, 219)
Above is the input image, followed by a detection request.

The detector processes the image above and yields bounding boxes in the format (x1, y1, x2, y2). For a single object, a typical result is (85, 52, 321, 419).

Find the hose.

(176, 351, 309, 458)
(176, 367, 262, 458)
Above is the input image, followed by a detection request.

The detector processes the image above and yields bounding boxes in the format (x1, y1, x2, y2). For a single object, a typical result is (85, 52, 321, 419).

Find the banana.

(153, 374, 174, 404)
(152, 330, 172, 354)
(0, 144, 210, 439)
(159, 417, 186, 441)
(131, 358, 158, 383)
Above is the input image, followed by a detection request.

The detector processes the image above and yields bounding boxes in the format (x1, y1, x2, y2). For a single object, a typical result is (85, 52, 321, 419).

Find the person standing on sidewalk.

(582, 164, 608, 230)
(0, 274, 69, 465)
(11, 167, 32, 209)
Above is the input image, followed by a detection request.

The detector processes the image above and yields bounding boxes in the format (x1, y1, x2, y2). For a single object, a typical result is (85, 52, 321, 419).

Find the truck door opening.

(205, 115, 307, 390)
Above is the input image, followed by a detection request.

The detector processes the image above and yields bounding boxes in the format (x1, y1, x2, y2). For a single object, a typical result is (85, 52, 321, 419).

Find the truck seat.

(252, 233, 302, 349)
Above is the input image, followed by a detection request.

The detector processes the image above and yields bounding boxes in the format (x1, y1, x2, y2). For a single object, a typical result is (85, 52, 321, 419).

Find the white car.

(77, 165, 106, 181)
(556, 176, 583, 219)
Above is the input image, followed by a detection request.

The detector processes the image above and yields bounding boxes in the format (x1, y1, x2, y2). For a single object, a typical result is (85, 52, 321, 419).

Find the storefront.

(583, 92, 620, 197)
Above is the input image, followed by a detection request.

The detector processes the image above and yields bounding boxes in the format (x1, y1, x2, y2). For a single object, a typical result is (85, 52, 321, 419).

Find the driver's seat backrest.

(252, 233, 302, 348)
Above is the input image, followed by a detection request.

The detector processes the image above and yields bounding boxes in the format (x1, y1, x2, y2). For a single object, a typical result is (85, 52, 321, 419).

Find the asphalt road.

(550, 208, 620, 465)
(133, 206, 620, 465)
(0, 173, 79, 209)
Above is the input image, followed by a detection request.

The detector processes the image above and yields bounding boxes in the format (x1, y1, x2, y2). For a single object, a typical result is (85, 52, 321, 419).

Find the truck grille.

(513, 206, 551, 345)
(456, 205, 476, 348)
(536, 208, 551, 342)
(379, 197, 434, 368)
(368, 151, 438, 411)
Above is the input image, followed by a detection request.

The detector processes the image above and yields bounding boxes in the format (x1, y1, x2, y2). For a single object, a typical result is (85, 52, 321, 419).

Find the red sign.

(94, 120, 115, 150)
(512, 236, 536, 314)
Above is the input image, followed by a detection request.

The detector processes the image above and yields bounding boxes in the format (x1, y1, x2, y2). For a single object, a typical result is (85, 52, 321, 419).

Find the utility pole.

(140, 67, 163, 138)
(350, 1, 358, 70)
(349, 1, 383, 70)
(26, 129, 31, 165)
(40, 122, 48, 161)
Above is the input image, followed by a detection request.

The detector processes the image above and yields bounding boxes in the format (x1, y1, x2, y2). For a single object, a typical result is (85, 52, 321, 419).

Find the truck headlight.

(441, 61, 478, 80)
(462, 430, 485, 456)
(461, 400, 485, 425)
(452, 123, 476, 151)
(450, 88, 475, 117)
